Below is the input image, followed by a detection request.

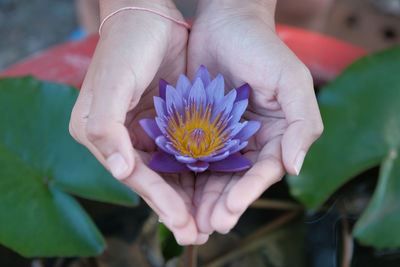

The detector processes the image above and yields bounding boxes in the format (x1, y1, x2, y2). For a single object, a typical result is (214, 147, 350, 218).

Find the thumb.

(85, 71, 138, 180)
(278, 66, 324, 175)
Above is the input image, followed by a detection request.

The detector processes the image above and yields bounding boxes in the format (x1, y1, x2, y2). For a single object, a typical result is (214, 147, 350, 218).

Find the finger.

(165, 174, 195, 214)
(226, 136, 285, 214)
(210, 137, 285, 234)
(209, 175, 241, 234)
(122, 152, 198, 245)
(195, 173, 232, 234)
(83, 21, 169, 179)
(85, 70, 136, 180)
(193, 233, 209, 245)
(278, 65, 323, 175)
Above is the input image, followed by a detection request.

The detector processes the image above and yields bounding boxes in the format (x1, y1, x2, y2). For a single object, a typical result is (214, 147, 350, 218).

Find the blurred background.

(1, 1, 400, 267)
(0, 0, 400, 70)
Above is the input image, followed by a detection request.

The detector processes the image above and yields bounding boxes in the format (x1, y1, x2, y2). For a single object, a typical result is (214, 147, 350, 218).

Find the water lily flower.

(139, 66, 260, 173)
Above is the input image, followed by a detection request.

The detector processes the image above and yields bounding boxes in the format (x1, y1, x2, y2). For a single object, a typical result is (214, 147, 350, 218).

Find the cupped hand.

(188, 0, 323, 234)
(69, 0, 207, 245)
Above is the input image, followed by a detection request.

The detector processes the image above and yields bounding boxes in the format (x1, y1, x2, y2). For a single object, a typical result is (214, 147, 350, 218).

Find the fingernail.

(221, 229, 230, 235)
(294, 150, 306, 175)
(106, 153, 128, 180)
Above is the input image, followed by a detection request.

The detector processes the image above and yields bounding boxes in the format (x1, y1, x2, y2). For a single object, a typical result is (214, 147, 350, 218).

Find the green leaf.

(287, 46, 400, 248)
(353, 151, 400, 248)
(158, 223, 183, 261)
(0, 143, 104, 256)
(0, 77, 138, 256)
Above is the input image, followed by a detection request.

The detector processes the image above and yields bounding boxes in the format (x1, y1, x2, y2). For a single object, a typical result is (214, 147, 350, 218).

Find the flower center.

(189, 128, 207, 145)
(166, 104, 230, 158)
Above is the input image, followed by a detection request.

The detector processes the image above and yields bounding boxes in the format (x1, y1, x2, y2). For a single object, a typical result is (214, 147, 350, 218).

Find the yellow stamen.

(166, 104, 229, 158)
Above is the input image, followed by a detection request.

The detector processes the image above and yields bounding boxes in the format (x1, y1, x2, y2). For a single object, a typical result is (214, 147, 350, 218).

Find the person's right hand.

(69, 0, 207, 245)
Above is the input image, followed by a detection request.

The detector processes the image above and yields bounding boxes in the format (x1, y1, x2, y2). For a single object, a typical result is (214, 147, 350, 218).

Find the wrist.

(197, 0, 276, 26)
(99, 0, 180, 21)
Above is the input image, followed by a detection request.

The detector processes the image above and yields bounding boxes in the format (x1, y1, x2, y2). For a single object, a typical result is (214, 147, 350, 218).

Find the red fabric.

(0, 24, 367, 87)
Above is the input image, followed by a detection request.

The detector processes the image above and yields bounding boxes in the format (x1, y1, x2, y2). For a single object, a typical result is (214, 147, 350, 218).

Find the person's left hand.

(186, 0, 324, 234)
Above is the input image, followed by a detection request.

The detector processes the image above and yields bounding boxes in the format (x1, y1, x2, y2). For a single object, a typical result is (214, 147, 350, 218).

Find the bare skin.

(186, 0, 323, 234)
(69, 0, 323, 244)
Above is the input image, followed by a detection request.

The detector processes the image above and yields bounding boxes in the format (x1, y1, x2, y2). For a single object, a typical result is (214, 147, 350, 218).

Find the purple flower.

(139, 66, 260, 173)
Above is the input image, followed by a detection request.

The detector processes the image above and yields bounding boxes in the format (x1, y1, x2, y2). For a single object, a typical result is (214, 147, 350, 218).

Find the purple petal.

(187, 161, 210, 172)
(159, 79, 169, 100)
(235, 84, 250, 102)
(211, 89, 237, 122)
(199, 151, 230, 162)
(139, 119, 162, 140)
(206, 74, 224, 105)
(166, 143, 180, 156)
(189, 78, 206, 108)
(216, 139, 239, 154)
(229, 99, 248, 125)
(155, 117, 167, 135)
(150, 151, 190, 173)
(193, 65, 211, 87)
(227, 121, 247, 138)
(154, 96, 167, 118)
(234, 121, 261, 142)
(176, 74, 192, 99)
(175, 155, 197, 164)
(229, 141, 248, 154)
(155, 136, 177, 155)
(209, 153, 251, 172)
(166, 85, 183, 114)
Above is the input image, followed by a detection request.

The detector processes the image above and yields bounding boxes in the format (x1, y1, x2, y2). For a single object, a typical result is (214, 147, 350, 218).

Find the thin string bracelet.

(99, 7, 191, 35)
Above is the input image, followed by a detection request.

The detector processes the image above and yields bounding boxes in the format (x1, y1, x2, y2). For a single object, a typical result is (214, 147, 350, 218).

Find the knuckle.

(298, 65, 313, 84)
(312, 120, 324, 139)
(69, 113, 84, 144)
(86, 120, 109, 143)
(68, 121, 78, 140)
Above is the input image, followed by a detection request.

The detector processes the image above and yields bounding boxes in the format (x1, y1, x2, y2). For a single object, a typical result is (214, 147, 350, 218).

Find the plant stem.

(250, 199, 303, 210)
(341, 216, 353, 267)
(204, 210, 300, 267)
(183, 245, 198, 267)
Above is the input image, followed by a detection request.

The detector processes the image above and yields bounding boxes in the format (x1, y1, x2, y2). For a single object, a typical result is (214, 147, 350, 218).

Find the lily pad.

(0, 77, 138, 256)
(288, 45, 400, 248)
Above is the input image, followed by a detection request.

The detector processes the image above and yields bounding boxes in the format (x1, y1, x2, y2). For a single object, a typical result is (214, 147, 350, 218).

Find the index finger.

(121, 151, 199, 245)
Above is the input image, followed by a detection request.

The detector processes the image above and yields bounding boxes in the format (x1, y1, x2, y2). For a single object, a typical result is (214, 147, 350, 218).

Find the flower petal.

(229, 141, 248, 154)
(187, 161, 210, 172)
(234, 121, 261, 142)
(206, 74, 224, 105)
(199, 150, 230, 162)
(208, 153, 251, 172)
(188, 78, 206, 108)
(154, 96, 167, 118)
(166, 85, 183, 114)
(150, 151, 190, 173)
(175, 155, 197, 164)
(155, 117, 167, 135)
(176, 74, 192, 99)
(193, 65, 211, 87)
(139, 119, 162, 140)
(155, 136, 178, 155)
(159, 79, 169, 100)
(229, 99, 248, 125)
(227, 121, 248, 138)
(211, 89, 237, 122)
(235, 84, 250, 102)
(216, 139, 239, 154)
